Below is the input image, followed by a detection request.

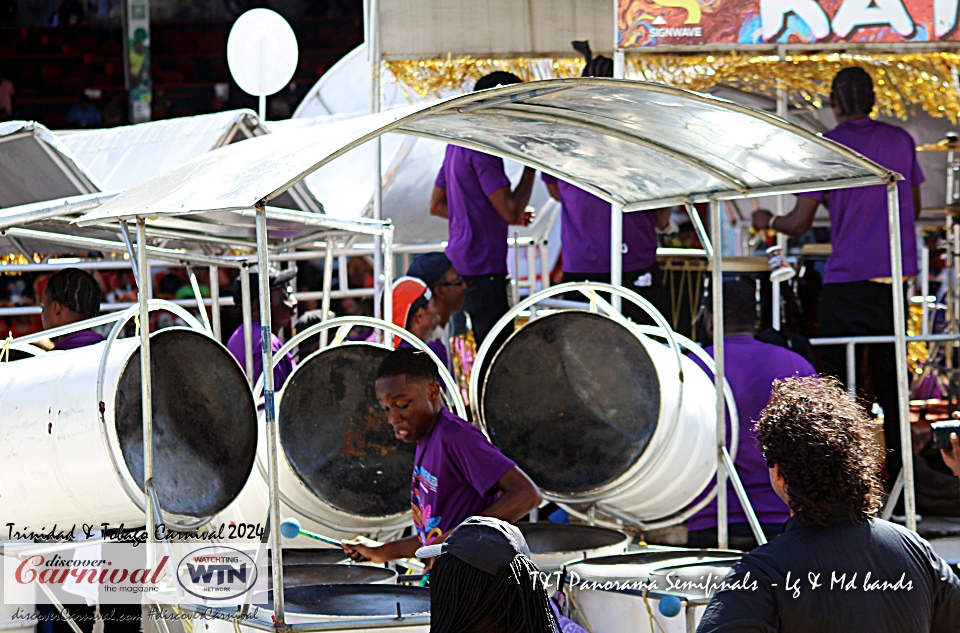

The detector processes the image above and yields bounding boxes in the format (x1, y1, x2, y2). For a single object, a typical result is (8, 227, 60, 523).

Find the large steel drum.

(0, 328, 257, 527)
(264, 563, 397, 588)
(481, 310, 717, 521)
(218, 342, 416, 540)
(564, 548, 742, 633)
(206, 585, 430, 633)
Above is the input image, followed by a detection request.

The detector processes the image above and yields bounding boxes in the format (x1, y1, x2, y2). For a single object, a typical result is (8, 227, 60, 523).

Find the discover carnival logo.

(176, 546, 259, 601)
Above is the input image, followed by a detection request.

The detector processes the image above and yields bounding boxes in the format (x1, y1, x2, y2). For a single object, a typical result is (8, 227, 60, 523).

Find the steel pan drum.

(264, 563, 397, 588)
(277, 343, 416, 529)
(116, 329, 258, 518)
(206, 585, 429, 633)
(481, 311, 717, 520)
(518, 523, 630, 570)
(273, 548, 350, 566)
(565, 548, 743, 633)
(0, 328, 258, 526)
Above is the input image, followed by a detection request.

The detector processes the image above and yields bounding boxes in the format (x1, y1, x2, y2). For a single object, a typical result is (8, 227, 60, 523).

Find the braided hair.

(429, 553, 557, 633)
(44, 268, 102, 319)
(831, 67, 875, 117)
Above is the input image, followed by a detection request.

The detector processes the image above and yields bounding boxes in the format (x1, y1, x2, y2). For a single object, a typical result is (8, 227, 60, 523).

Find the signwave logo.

(176, 546, 258, 601)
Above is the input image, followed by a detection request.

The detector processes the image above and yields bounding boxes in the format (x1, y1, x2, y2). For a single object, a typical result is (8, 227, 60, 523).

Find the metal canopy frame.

(61, 81, 906, 585)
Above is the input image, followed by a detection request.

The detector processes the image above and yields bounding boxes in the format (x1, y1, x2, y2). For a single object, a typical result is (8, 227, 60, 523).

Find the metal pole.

(710, 199, 728, 549)
(887, 184, 916, 531)
(135, 218, 156, 554)
(383, 225, 395, 327)
(845, 342, 856, 400)
(209, 265, 221, 340)
(611, 204, 623, 314)
(241, 263, 254, 385)
(369, 0, 383, 321)
(119, 222, 141, 287)
(612, 0, 625, 79)
(772, 86, 788, 330)
(187, 265, 212, 335)
(255, 202, 286, 624)
(921, 247, 929, 336)
(512, 231, 521, 307)
(320, 245, 334, 349)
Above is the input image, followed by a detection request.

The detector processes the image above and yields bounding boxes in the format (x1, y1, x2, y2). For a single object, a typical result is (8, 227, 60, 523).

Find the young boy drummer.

(342, 348, 542, 563)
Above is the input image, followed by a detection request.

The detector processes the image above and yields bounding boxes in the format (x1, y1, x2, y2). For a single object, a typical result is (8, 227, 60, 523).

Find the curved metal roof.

(77, 78, 893, 226)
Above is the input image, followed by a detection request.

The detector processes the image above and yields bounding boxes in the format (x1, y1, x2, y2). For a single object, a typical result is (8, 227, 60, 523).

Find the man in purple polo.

(226, 266, 298, 390)
(752, 66, 924, 486)
(543, 52, 670, 323)
(429, 71, 535, 366)
(40, 268, 106, 350)
(687, 281, 816, 549)
(342, 348, 542, 563)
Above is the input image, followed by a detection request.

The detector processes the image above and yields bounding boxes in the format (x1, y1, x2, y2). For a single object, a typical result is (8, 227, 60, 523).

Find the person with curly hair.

(697, 376, 960, 633)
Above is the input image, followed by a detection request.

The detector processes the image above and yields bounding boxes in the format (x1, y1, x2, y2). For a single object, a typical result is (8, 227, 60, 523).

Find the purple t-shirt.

(435, 145, 512, 276)
(688, 336, 816, 531)
(801, 118, 924, 283)
(411, 408, 516, 546)
(226, 322, 295, 390)
(54, 330, 106, 350)
(542, 174, 658, 274)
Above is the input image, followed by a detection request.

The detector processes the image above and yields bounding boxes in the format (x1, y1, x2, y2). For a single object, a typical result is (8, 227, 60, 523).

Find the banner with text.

(618, 0, 960, 47)
(3, 542, 267, 606)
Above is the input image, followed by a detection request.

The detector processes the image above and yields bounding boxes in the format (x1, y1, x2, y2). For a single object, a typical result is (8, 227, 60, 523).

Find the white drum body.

(0, 328, 258, 529)
(481, 311, 717, 522)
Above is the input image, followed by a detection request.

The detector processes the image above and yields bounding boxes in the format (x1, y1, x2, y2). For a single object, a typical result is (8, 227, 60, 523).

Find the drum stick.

(279, 518, 343, 547)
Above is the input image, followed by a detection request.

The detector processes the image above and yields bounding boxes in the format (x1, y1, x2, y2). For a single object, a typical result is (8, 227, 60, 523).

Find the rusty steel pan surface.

(272, 548, 349, 566)
(257, 584, 430, 616)
(481, 311, 661, 494)
(115, 329, 257, 518)
(265, 564, 397, 588)
(518, 523, 627, 554)
(278, 344, 415, 518)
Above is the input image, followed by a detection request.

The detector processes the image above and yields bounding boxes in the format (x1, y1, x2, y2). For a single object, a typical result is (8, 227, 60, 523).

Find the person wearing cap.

(388, 276, 447, 366)
(341, 348, 542, 566)
(417, 516, 586, 633)
(226, 266, 298, 390)
(406, 252, 465, 330)
(429, 71, 535, 366)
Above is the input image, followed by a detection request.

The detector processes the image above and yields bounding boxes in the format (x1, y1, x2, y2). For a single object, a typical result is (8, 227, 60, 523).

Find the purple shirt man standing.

(752, 67, 924, 485)
(429, 72, 536, 384)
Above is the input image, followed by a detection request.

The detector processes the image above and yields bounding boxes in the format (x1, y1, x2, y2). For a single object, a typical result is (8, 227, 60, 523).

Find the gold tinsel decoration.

(384, 52, 960, 123)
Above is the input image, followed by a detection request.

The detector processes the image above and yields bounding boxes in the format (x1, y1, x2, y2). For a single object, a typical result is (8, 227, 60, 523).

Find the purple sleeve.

(427, 339, 449, 369)
(271, 334, 296, 389)
(911, 148, 926, 187)
(550, 601, 588, 633)
(434, 162, 447, 190)
(541, 173, 558, 185)
(798, 190, 825, 203)
(471, 152, 511, 196)
(447, 423, 516, 497)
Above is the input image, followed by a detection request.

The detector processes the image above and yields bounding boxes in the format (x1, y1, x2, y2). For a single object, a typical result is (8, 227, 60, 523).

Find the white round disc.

(227, 8, 299, 98)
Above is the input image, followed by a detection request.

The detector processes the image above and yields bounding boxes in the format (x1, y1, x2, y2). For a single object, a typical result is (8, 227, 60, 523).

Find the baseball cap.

(232, 265, 297, 305)
(389, 276, 431, 347)
(415, 516, 531, 576)
(406, 252, 453, 289)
